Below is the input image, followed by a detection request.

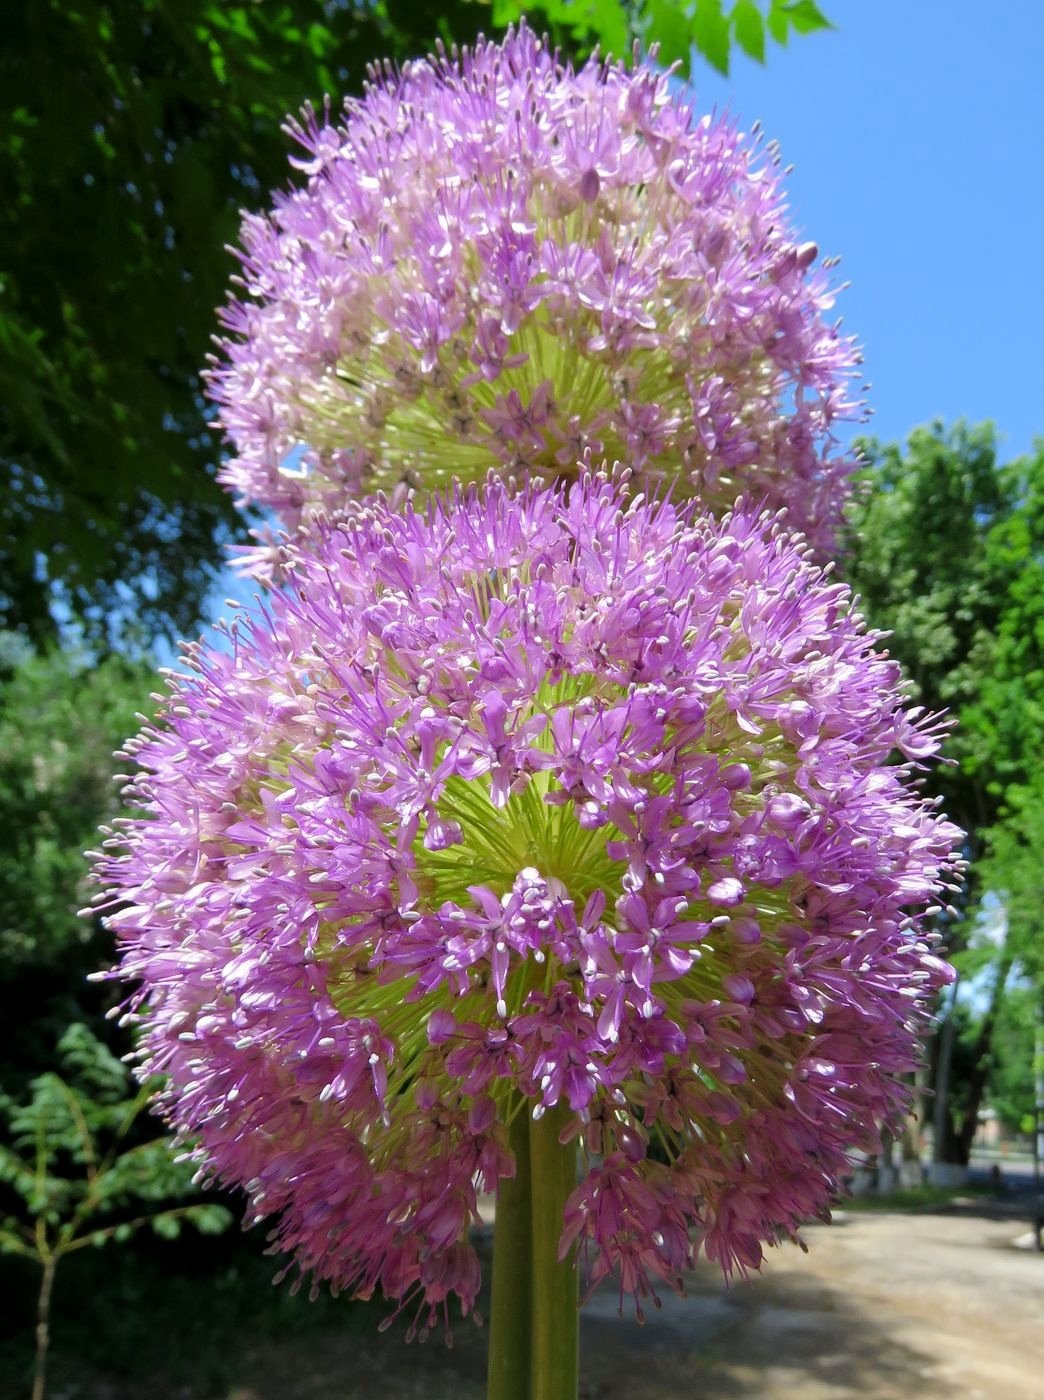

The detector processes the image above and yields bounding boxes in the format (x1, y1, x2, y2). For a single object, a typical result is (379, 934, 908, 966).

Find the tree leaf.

(491, 0, 525, 25)
(783, 0, 833, 35)
(588, 0, 631, 55)
(732, 1, 766, 62)
(184, 1203, 235, 1235)
(0, 1225, 34, 1258)
(766, 1, 791, 43)
(644, 0, 694, 68)
(693, 0, 731, 74)
(150, 1212, 183, 1240)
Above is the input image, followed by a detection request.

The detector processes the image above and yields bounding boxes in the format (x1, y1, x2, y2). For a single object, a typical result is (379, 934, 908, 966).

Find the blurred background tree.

(493, 0, 832, 73)
(845, 423, 1044, 1168)
(0, 639, 155, 1085)
(1, 1, 827, 652)
(0, 1024, 233, 1400)
(0, 1, 484, 650)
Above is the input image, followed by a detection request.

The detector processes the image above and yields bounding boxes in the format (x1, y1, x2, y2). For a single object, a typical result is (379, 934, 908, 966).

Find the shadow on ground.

(165, 1228, 947, 1400)
(578, 1264, 940, 1400)
(24, 1207, 1044, 1400)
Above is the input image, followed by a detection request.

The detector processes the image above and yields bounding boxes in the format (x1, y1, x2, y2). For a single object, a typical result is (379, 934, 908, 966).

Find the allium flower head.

(211, 24, 862, 564)
(94, 473, 957, 1330)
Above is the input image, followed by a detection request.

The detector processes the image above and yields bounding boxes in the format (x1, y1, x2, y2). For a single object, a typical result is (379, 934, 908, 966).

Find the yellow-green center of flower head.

(411, 677, 623, 915)
(416, 770, 620, 912)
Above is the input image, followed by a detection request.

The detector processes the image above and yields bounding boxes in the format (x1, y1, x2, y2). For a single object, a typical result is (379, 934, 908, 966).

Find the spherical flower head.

(210, 23, 862, 569)
(94, 471, 958, 1331)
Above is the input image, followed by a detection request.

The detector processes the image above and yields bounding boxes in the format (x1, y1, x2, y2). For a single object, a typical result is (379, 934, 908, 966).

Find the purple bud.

(722, 974, 756, 1004)
(427, 1009, 457, 1044)
(579, 167, 600, 202)
(720, 764, 752, 791)
(706, 877, 745, 906)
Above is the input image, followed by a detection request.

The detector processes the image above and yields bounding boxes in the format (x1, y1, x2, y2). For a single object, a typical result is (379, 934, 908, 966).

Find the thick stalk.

(487, 1105, 533, 1400)
(529, 1103, 579, 1400)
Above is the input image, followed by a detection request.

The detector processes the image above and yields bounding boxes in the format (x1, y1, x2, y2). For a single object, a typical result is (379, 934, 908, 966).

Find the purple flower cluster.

(94, 474, 959, 1328)
(210, 25, 862, 569)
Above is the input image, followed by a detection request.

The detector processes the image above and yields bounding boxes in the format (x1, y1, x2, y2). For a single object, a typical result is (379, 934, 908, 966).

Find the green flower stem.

(529, 1102, 579, 1400)
(488, 1104, 533, 1400)
(488, 1100, 580, 1400)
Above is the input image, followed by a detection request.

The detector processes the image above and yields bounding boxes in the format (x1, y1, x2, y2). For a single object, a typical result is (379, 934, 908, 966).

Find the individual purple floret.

(92, 471, 958, 1332)
(209, 24, 862, 571)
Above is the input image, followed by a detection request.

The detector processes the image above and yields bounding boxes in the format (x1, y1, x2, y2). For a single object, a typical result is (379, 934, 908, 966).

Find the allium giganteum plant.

(92, 26, 961, 1400)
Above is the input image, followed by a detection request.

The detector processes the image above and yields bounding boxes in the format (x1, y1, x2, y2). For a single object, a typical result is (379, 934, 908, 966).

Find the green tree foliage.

(0, 639, 155, 1081)
(492, 0, 832, 73)
(980, 776, 1044, 987)
(0, 1025, 231, 1260)
(946, 819, 1041, 1168)
(0, 644, 243, 1396)
(1, 1, 830, 651)
(984, 983, 1038, 1135)
(0, 1024, 231, 1400)
(845, 422, 1044, 1162)
(0, 1, 496, 649)
(845, 422, 1044, 850)
(962, 475, 1044, 805)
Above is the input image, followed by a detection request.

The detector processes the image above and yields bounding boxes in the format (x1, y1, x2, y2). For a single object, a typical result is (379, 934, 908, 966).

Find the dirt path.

(580, 1210, 1044, 1399)
(222, 1209, 1044, 1400)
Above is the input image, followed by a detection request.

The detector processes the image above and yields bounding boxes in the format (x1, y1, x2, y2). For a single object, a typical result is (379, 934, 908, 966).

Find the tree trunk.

(953, 955, 1013, 1165)
(32, 1255, 57, 1400)
(932, 973, 960, 1164)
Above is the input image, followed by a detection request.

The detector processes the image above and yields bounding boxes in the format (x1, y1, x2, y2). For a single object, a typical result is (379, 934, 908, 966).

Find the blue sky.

(691, 0, 1043, 462)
